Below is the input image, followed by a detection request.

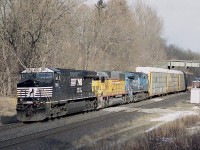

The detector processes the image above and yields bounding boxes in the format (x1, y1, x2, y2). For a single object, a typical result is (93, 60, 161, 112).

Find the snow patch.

(152, 98, 164, 102)
(151, 111, 198, 122)
(146, 111, 199, 132)
(103, 106, 127, 112)
(193, 106, 200, 110)
(138, 108, 174, 114)
(125, 108, 141, 112)
(187, 126, 200, 135)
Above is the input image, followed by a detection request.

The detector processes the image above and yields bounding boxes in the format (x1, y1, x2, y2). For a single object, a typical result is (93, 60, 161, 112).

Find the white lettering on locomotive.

(77, 87, 82, 93)
(71, 78, 82, 86)
(77, 79, 82, 86)
(71, 79, 76, 86)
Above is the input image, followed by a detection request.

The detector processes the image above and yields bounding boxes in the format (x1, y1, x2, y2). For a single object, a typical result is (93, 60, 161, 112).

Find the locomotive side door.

(54, 73, 62, 100)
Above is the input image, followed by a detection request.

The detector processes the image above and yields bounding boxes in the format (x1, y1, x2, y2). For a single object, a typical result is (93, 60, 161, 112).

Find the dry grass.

(146, 115, 200, 150)
(0, 96, 17, 125)
(76, 121, 133, 145)
(81, 115, 200, 150)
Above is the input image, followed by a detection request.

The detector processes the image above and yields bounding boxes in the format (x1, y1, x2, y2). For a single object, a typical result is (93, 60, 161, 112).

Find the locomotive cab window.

(128, 76, 135, 80)
(21, 73, 53, 79)
(101, 76, 105, 83)
(36, 73, 53, 79)
(55, 73, 60, 80)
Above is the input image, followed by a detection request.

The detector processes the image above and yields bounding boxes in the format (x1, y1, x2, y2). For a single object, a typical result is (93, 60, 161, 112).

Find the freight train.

(16, 67, 190, 122)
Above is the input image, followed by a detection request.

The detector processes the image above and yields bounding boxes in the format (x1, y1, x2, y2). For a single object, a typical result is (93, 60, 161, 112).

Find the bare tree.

(0, 0, 195, 96)
(0, 0, 81, 95)
(131, 0, 166, 66)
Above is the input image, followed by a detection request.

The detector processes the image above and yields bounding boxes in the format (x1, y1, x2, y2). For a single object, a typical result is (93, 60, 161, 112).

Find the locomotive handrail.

(42, 89, 51, 107)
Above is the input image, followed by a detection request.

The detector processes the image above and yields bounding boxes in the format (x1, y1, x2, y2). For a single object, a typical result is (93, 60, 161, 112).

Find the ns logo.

(26, 88, 37, 97)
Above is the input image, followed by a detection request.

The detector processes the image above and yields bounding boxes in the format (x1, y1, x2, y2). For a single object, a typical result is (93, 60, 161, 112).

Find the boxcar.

(136, 67, 186, 97)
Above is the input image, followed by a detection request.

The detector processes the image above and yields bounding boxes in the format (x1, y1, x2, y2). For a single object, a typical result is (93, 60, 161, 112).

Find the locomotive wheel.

(133, 95, 138, 102)
(58, 109, 66, 117)
(145, 93, 149, 99)
(93, 99, 98, 109)
(121, 96, 126, 104)
(85, 101, 90, 110)
(104, 97, 109, 108)
(85, 100, 97, 111)
(51, 113, 57, 119)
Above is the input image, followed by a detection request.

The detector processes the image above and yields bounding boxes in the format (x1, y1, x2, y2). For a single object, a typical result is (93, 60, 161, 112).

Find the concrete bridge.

(151, 60, 200, 69)
(167, 60, 200, 69)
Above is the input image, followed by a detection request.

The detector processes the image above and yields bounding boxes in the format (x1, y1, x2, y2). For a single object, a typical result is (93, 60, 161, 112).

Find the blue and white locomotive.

(125, 72, 149, 102)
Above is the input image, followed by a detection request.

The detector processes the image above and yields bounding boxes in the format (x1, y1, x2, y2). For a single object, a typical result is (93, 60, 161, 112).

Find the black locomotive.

(16, 67, 97, 122)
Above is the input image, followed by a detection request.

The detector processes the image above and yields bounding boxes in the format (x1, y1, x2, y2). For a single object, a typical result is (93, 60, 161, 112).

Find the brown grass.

(0, 97, 17, 125)
(81, 115, 200, 150)
(76, 121, 133, 145)
(145, 115, 200, 150)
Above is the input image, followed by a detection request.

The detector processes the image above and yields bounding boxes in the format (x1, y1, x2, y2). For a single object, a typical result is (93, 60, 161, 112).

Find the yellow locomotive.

(92, 71, 126, 108)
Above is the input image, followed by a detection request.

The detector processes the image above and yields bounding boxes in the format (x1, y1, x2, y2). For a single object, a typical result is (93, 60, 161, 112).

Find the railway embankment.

(73, 93, 200, 150)
(0, 92, 200, 150)
(0, 97, 17, 125)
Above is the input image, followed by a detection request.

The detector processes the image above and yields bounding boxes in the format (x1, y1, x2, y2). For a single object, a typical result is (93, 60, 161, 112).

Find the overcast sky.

(144, 0, 200, 52)
(86, 0, 200, 52)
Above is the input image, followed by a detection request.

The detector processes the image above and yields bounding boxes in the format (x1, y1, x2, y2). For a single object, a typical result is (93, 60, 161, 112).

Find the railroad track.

(0, 110, 136, 149)
(0, 93, 189, 149)
(0, 122, 25, 132)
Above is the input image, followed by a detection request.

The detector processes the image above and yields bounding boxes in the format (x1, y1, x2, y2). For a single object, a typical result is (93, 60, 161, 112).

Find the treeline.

(0, 0, 199, 95)
(165, 44, 200, 60)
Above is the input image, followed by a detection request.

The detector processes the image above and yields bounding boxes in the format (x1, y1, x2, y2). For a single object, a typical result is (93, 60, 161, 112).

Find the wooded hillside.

(0, 0, 199, 95)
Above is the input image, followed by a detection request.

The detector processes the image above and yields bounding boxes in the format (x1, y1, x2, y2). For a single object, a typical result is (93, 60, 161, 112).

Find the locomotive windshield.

(21, 72, 53, 79)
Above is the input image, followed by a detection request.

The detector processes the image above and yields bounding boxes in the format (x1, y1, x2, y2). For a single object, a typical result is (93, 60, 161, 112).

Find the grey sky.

(144, 0, 200, 52)
(86, 0, 200, 52)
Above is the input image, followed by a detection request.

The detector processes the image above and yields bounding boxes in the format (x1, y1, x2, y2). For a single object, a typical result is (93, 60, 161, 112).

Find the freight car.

(136, 67, 188, 96)
(16, 67, 97, 122)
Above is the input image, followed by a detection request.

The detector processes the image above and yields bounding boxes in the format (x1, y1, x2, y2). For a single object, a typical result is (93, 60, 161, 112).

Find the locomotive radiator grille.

(17, 87, 53, 98)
